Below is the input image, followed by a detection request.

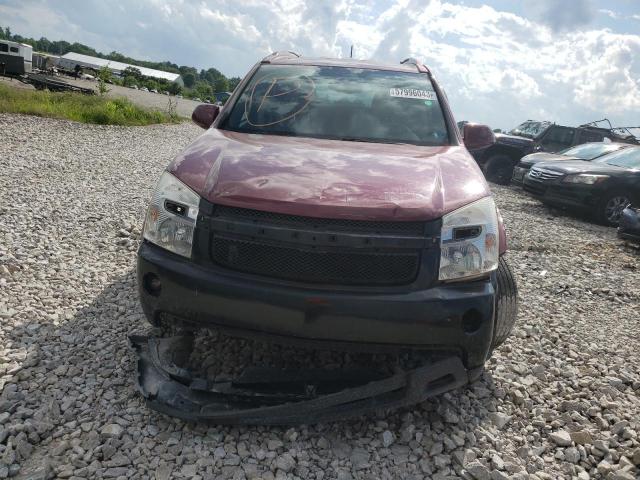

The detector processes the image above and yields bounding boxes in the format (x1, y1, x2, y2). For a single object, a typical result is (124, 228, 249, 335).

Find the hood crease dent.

(169, 129, 490, 221)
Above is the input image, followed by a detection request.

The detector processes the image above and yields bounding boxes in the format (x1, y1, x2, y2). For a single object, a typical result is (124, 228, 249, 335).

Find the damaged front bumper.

(130, 334, 480, 425)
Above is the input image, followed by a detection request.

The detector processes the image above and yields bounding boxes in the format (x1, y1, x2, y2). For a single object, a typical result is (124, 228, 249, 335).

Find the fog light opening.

(462, 309, 483, 334)
(143, 273, 162, 297)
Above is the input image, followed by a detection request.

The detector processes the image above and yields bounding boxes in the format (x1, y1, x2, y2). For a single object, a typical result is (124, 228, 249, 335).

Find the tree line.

(0, 26, 241, 99)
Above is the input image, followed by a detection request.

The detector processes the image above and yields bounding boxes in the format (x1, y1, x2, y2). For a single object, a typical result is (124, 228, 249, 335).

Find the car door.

(538, 126, 576, 152)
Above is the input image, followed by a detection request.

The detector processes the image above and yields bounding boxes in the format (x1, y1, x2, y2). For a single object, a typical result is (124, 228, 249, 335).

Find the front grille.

(213, 205, 425, 235)
(206, 205, 429, 286)
(528, 167, 563, 182)
(212, 236, 420, 285)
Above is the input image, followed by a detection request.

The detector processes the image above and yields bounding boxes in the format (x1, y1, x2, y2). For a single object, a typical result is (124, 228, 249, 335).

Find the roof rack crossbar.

(262, 51, 301, 63)
(400, 57, 429, 73)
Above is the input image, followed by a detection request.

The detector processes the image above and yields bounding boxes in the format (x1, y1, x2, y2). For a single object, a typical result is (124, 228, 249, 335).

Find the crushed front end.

(131, 197, 507, 423)
(129, 333, 478, 425)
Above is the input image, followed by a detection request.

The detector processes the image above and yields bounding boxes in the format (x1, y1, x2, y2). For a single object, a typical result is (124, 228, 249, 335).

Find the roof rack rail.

(262, 51, 301, 63)
(400, 57, 430, 73)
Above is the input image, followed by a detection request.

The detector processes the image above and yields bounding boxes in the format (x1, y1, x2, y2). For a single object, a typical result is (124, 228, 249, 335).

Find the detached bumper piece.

(130, 334, 471, 425)
(618, 206, 640, 243)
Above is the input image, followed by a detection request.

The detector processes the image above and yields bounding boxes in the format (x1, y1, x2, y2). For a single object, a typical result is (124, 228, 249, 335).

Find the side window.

(540, 126, 575, 152)
(9, 46, 19, 53)
(0, 44, 8, 53)
(578, 130, 604, 144)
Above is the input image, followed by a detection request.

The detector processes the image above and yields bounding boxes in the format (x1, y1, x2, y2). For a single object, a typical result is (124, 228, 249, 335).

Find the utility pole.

(350, 45, 353, 58)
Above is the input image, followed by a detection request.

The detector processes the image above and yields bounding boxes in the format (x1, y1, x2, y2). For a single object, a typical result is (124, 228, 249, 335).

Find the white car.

(140, 87, 149, 92)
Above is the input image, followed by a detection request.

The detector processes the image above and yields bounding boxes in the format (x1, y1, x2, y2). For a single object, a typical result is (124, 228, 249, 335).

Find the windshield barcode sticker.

(390, 88, 437, 100)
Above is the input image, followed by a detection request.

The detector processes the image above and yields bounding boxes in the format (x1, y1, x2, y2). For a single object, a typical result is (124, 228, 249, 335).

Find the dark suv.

(132, 53, 519, 424)
(470, 120, 637, 184)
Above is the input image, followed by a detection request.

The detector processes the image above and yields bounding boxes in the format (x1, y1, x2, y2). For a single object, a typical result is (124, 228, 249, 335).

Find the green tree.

(228, 77, 241, 91)
(69, 42, 98, 56)
(214, 77, 229, 93)
(182, 72, 196, 88)
(167, 82, 182, 95)
(123, 66, 143, 81)
(97, 65, 112, 95)
(195, 81, 213, 99)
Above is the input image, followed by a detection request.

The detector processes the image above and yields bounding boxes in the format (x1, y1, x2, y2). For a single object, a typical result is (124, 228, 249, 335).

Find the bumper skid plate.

(130, 334, 471, 425)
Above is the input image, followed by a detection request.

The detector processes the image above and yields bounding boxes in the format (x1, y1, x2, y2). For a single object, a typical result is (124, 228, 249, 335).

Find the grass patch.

(0, 84, 179, 126)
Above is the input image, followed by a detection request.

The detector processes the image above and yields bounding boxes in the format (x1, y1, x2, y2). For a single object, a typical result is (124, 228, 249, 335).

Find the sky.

(2, 0, 640, 130)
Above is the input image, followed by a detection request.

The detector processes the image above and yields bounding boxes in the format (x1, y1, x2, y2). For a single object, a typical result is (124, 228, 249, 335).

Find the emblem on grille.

(529, 169, 541, 178)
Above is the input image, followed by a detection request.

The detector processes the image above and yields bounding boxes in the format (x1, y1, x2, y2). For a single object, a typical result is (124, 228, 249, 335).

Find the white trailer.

(0, 40, 32, 75)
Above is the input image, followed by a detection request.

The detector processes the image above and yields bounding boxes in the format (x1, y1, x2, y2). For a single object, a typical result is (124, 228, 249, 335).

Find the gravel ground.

(1, 112, 639, 480)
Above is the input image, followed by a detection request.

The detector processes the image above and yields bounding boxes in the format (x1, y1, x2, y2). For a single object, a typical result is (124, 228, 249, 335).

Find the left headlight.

(439, 196, 499, 281)
(142, 171, 200, 258)
(562, 174, 609, 185)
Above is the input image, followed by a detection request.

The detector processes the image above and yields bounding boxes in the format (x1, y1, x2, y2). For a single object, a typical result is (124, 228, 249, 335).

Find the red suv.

(132, 52, 518, 424)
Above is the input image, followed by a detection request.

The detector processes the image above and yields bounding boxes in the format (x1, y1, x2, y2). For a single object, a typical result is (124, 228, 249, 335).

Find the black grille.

(528, 167, 564, 181)
(211, 236, 420, 285)
(214, 205, 425, 235)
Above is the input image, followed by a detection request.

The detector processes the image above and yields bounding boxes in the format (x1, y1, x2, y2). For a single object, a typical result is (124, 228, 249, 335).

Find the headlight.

(439, 196, 499, 281)
(142, 171, 200, 258)
(562, 174, 609, 185)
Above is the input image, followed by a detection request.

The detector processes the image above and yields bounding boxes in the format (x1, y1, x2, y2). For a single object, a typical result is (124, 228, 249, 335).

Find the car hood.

(520, 152, 573, 167)
(495, 133, 534, 148)
(168, 129, 490, 221)
(534, 160, 626, 175)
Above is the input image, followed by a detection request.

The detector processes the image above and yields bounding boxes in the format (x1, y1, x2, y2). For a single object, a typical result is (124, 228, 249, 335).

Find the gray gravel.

(1, 112, 639, 480)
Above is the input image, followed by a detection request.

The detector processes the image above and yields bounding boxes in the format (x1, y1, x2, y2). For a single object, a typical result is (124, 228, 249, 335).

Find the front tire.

(597, 191, 633, 226)
(492, 256, 518, 349)
(484, 154, 515, 185)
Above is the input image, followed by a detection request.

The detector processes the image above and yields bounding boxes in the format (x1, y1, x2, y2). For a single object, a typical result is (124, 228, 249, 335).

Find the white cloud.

(1, 0, 639, 129)
(598, 8, 619, 19)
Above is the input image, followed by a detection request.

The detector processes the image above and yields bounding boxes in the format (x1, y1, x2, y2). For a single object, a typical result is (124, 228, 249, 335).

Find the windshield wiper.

(337, 137, 410, 145)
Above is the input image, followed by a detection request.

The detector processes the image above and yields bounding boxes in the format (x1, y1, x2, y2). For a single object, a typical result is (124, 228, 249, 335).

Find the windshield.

(221, 65, 450, 146)
(560, 142, 625, 160)
(509, 120, 551, 139)
(595, 146, 640, 169)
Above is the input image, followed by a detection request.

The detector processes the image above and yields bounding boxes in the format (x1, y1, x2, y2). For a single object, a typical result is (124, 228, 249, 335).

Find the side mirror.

(192, 104, 220, 129)
(463, 123, 496, 150)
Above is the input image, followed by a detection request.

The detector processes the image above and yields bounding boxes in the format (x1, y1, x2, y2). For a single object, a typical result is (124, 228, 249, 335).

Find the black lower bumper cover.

(130, 334, 474, 425)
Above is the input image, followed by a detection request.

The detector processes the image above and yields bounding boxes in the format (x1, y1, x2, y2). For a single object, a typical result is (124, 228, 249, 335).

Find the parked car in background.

(150, 89, 159, 94)
(131, 84, 138, 90)
(523, 146, 640, 225)
(469, 119, 637, 185)
(133, 52, 517, 424)
(618, 204, 640, 242)
(140, 86, 148, 92)
(512, 142, 630, 186)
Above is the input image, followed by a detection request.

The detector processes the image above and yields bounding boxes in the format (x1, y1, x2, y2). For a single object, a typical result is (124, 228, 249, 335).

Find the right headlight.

(142, 171, 200, 258)
(562, 174, 609, 185)
(439, 196, 499, 281)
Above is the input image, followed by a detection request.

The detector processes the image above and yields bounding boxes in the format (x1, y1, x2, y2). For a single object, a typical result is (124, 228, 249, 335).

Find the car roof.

(261, 52, 430, 74)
